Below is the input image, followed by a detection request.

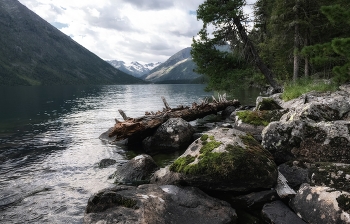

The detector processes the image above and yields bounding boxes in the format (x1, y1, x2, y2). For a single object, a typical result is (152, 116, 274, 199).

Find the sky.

(18, 0, 256, 64)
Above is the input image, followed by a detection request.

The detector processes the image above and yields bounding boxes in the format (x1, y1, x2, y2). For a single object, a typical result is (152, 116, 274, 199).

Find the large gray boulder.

(291, 183, 350, 224)
(84, 184, 237, 224)
(143, 118, 194, 154)
(262, 120, 350, 164)
(111, 154, 158, 185)
(152, 128, 278, 192)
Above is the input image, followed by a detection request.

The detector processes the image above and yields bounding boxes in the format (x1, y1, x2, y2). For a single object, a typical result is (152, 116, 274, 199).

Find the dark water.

(0, 84, 259, 223)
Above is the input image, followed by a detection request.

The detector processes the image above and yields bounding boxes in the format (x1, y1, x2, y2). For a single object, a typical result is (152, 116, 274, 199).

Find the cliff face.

(0, 0, 145, 85)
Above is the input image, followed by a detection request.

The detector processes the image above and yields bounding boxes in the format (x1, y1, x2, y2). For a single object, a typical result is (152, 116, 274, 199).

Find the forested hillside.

(191, 0, 350, 92)
(0, 0, 145, 86)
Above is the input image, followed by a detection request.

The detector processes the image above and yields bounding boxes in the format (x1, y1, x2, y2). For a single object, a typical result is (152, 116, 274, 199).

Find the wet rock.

(291, 183, 350, 224)
(154, 128, 278, 192)
(262, 200, 307, 224)
(142, 118, 194, 154)
(275, 171, 296, 198)
(111, 154, 158, 185)
(98, 159, 116, 168)
(84, 184, 237, 224)
(262, 120, 350, 164)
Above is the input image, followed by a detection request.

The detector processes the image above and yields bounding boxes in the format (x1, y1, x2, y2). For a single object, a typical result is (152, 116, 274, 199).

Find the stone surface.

(84, 184, 237, 224)
(111, 154, 158, 185)
(262, 120, 350, 164)
(229, 190, 278, 209)
(142, 118, 194, 154)
(291, 183, 350, 224)
(222, 105, 237, 119)
(278, 162, 310, 189)
(309, 162, 350, 192)
(98, 158, 117, 168)
(262, 200, 307, 224)
(153, 128, 278, 192)
(255, 96, 283, 111)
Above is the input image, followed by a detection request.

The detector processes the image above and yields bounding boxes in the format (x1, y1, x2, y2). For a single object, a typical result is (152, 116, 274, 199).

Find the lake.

(0, 84, 260, 223)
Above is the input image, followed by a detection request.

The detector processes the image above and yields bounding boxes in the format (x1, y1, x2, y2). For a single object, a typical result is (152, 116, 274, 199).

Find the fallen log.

(108, 96, 240, 142)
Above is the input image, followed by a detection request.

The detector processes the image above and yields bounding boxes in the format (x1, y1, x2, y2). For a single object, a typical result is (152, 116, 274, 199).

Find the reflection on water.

(0, 84, 259, 223)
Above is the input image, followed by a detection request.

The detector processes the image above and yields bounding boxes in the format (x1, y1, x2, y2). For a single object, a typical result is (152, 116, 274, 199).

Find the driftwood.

(108, 95, 240, 141)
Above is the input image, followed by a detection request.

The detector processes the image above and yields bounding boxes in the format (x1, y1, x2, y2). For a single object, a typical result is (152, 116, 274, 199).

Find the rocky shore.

(86, 84, 350, 224)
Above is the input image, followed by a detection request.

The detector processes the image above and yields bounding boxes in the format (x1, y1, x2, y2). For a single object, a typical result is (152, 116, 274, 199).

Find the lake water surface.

(0, 84, 259, 223)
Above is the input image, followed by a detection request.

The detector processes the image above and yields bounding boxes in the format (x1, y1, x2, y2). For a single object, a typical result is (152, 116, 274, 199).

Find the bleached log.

(108, 98, 240, 141)
(118, 109, 130, 121)
(161, 96, 171, 110)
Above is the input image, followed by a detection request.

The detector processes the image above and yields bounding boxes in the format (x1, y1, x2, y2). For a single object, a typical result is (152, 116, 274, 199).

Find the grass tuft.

(282, 78, 337, 101)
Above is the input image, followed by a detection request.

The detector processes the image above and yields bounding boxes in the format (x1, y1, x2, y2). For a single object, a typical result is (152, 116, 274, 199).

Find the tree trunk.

(293, 1, 300, 82)
(233, 17, 281, 93)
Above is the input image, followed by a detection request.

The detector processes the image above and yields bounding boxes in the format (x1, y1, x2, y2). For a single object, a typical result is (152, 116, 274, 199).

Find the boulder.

(111, 154, 158, 185)
(222, 105, 237, 119)
(153, 128, 278, 192)
(262, 120, 350, 164)
(278, 162, 310, 189)
(228, 189, 279, 209)
(278, 90, 350, 122)
(84, 184, 237, 224)
(262, 200, 307, 224)
(309, 162, 350, 192)
(255, 96, 283, 111)
(291, 183, 350, 224)
(98, 158, 117, 168)
(232, 109, 286, 142)
(142, 118, 194, 154)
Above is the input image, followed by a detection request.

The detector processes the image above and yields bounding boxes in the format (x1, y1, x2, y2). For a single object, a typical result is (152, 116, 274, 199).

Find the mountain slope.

(107, 60, 161, 78)
(0, 0, 144, 85)
(143, 47, 201, 83)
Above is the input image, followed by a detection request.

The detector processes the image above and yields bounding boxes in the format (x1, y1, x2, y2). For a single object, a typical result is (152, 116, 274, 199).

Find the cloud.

(18, 0, 257, 64)
(120, 0, 174, 10)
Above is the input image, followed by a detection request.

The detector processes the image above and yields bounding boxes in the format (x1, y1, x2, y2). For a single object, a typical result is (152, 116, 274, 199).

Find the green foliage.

(191, 0, 263, 92)
(282, 78, 337, 101)
(236, 110, 281, 126)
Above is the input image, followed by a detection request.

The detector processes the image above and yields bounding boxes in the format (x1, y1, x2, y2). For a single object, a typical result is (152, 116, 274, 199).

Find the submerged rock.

(142, 118, 194, 154)
(98, 159, 116, 168)
(291, 183, 350, 224)
(153, 128, 278, 192)
(111, 154, 158, 185)
(84, 184, 237, 224)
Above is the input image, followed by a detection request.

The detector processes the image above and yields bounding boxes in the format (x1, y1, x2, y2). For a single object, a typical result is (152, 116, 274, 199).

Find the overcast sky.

(18, 0, 256, 64)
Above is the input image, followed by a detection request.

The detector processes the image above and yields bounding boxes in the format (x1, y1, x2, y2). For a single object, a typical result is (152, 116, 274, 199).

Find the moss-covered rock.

(236, 110, 283, 127)
(168, 128, 278, 192)
(309, 162, 350, 192)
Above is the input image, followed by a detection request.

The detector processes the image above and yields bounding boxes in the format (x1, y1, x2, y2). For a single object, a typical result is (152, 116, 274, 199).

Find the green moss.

(201, 134, 209, 141)
(236, 110, 279, 126)
(170, 155, 196, 172)
(337, 194, 350, 211)
(199, 140, 222, 154)
(170, 133, 276, 183)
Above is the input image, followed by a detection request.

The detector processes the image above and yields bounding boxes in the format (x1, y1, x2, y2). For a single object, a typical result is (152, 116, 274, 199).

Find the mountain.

(143, 47, 202, 83)
(0, 0, 145, 86)
(107, 60, 161, 78)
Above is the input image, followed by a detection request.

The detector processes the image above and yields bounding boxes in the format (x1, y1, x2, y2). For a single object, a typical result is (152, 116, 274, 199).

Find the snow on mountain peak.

(107, 60, 162, 78)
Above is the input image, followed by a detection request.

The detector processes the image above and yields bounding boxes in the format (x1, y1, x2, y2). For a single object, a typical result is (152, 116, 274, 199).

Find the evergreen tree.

(191, 0, 281, 92)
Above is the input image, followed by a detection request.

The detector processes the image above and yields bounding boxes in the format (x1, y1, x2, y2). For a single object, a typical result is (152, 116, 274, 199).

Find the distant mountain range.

(106, 60, 162, 78)
(0, 0, 144, 86)
(108, 47, 203, 83)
